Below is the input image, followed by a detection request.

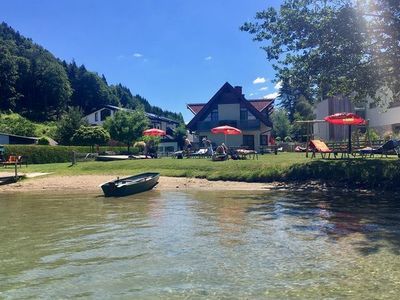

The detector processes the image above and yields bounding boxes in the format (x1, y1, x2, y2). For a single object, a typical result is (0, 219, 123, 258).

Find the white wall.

(313, 100, 330, 141)
(367, 106, 400, 131)
(218, 104, 240, 120)
(158, 141, 178, 153)
(85, 108, 115, 126)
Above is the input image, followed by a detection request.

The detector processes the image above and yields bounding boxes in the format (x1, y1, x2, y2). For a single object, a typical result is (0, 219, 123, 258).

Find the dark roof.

(0, 132, 38, 140)
(186, 82, 274, 130)
(187, 99, 274, 115)
(101, 105, 179, 124)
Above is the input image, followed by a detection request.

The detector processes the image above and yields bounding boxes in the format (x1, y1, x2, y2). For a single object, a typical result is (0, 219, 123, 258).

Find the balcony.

(196, 119, 260, 131)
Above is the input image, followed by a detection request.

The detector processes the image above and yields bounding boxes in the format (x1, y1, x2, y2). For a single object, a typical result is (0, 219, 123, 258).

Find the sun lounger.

(2, 155, 28, 167)
(235, 149, 258, 160)
(190, 148, 210, 158)
(359, 140, 400, 158)
(309, 140, 348, 159)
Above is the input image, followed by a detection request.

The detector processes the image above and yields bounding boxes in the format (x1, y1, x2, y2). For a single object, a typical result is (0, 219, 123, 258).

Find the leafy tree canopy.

(103, 109, 149, 151)
(0, 22, 183, 123)
(271, 108, 291, 140)
(0, 113, 35, 136)
(241, 0, 400, 107)
(71, 126, 110, 147)
(55, 107, 87, 145)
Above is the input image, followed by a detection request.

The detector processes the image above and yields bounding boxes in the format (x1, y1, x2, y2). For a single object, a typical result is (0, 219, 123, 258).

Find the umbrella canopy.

(324, 113, 366, 154)
(143, 128, 166, 136)
(211, 125, 242, 146)
(324, 113, 366, 125)
(211, 125, 242, 135)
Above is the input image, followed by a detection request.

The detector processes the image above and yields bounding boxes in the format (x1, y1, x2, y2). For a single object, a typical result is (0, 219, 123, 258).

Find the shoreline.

(0, 174, 276, 193)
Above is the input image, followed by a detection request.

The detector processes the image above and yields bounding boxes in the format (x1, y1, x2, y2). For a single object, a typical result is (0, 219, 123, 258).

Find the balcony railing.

(196, 119, 260, 131)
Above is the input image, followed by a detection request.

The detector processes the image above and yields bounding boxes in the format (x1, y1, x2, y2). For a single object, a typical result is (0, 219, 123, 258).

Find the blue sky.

(1, 0, 282, 122)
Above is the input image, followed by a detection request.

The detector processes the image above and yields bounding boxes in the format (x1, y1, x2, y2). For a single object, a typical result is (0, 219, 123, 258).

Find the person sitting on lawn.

(184, 137, 192, 156)
(202, 137, 214, 155)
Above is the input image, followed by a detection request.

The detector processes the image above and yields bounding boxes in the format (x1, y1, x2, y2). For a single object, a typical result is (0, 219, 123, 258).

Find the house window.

(243, 135, 255, 150)
(211, 109, 218, 121)
(152, 122, 161, 129)
(240, 108, 248, 120)
(95, 112, 99, 122)
(260, 135, 268, 145)
(101, 109, 111, 121)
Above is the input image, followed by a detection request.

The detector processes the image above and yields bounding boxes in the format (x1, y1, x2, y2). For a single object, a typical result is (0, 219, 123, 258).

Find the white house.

(84, 105, 180, 153)
(186, 82, 274, 150)
(314, 97, 400, 141)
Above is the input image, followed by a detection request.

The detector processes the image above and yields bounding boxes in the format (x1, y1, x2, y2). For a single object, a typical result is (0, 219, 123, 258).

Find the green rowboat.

(101, 172, 160, 197)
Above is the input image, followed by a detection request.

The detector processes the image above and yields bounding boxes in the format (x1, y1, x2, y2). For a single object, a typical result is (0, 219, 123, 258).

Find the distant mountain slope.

(0, 22, 183, 123)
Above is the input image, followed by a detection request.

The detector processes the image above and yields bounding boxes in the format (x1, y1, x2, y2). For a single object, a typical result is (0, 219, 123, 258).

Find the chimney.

(234, 86, 242, 95)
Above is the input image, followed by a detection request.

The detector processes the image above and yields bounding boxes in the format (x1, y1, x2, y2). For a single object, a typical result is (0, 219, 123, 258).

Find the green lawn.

(19, 152, 400, 189)
(23, 152, 307, 180)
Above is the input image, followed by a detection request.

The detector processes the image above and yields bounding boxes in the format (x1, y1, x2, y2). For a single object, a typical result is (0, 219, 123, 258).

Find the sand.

(0, 173, 275, 193)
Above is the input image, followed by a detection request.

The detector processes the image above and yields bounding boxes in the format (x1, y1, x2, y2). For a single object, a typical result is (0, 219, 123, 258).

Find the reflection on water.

(1, 190, 400, 298)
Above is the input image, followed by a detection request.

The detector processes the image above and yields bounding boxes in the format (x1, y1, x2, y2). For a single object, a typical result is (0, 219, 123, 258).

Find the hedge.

(3, 145, 136, 164)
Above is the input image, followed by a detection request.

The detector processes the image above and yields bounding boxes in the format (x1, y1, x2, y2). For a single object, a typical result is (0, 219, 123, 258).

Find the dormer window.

(240, 108, 248, 120)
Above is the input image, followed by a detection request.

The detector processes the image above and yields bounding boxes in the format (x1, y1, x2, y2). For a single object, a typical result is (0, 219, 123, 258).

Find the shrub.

(37, 137, 50, 145)
(3, 145, 129, 164)
(71, 126, 110, 147)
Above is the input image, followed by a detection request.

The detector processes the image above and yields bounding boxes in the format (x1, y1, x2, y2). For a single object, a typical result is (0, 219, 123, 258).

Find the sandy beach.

(0, 173, 275, 193)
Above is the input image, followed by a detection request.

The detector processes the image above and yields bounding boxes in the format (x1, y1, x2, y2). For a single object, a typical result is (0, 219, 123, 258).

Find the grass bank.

(15, 153, 400, 190)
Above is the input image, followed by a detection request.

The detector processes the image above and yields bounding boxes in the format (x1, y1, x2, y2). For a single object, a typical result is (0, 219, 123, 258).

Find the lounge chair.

(235, 149, 258, 160)
(359, 140, 400, 158)
(2, 155, 23, 167)
(309, 140, 347, 159)
(190, 148, 210, 158)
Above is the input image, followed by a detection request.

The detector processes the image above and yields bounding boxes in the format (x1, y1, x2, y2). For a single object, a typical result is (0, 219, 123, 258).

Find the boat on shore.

(100, 172, 160, 197)
(0, 176, 18, 186)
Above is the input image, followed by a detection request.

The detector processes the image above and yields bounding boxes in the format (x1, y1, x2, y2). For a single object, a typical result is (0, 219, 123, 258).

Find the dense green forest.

(0, 22, 183, 123)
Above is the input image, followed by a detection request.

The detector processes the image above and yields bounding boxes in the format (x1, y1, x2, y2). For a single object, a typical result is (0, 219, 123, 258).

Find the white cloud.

(253, 77, 266, 84)
(204, 56, 212, 61)
(259, 86, 268, 91)
(133, 53, 143, 58)
(249, 93, 255, 96)
(264, 92, 280, 99)
(274, 80, 283, 90)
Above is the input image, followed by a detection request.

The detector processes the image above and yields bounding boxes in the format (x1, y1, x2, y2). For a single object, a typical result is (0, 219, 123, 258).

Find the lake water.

(1, 189, 400, 299)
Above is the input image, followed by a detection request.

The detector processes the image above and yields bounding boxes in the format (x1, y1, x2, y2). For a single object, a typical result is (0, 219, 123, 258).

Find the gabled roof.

(94, 105, 179, 124)
(186, 82, 273, 130)
(0, 132, 38, 140)
(187, 99, 274, 115)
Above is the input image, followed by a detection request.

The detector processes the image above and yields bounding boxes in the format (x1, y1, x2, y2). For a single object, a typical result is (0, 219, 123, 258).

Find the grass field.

(17, 152, 400, 189)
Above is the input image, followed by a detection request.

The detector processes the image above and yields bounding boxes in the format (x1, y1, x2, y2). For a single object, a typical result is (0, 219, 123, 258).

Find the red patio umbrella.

(324, 113, 366, 153)
(143, 128, 166, 136)
(324, 113, 366, 126)
(211, 125, 242, 145)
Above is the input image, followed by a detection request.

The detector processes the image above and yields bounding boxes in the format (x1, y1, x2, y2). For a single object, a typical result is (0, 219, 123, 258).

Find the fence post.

(72, 151, 76, 165)
(14, 160, 18, 180)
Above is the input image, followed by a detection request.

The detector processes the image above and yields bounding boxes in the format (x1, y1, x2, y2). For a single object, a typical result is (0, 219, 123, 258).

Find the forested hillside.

(0, 22, 183, 123)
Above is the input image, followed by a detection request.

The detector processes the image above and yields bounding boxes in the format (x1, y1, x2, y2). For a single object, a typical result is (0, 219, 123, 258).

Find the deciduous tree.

(103, 109, 149, 152)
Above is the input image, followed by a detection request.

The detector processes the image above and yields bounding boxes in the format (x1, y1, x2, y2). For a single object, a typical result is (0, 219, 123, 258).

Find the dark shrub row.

(284, 159, 400, 190)
(4, 145, 134, 164)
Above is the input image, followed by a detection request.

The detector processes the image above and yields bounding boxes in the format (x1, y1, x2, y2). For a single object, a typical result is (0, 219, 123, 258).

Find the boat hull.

(0, 176, 18, 186)
(101, 173, 160, 197)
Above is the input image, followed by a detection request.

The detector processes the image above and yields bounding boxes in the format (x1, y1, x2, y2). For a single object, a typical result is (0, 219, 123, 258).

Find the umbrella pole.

(348, 125, 352, 154)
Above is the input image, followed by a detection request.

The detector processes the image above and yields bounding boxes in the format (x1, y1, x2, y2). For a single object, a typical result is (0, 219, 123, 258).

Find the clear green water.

(1, 190, 400, 299)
